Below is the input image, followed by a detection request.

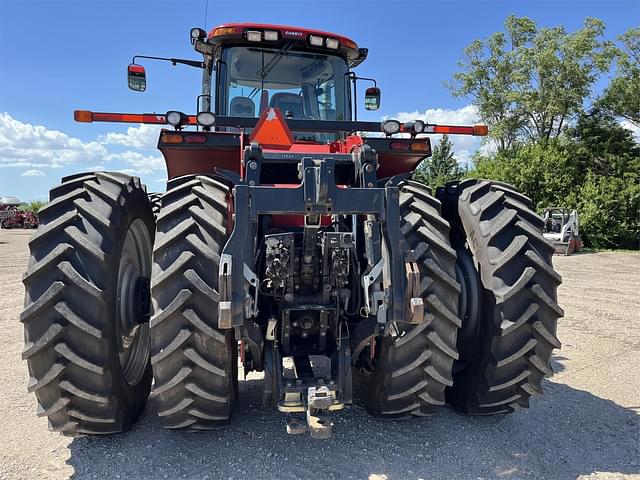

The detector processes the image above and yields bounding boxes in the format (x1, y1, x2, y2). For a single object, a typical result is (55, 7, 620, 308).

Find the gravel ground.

(1, 229, 638, 480)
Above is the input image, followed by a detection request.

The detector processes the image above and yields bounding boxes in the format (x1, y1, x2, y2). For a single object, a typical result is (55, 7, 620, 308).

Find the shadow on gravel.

(66, 377, 639, 480)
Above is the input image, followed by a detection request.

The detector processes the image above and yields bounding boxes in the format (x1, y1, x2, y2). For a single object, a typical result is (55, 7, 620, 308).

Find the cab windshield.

(218, 46, 351, 141)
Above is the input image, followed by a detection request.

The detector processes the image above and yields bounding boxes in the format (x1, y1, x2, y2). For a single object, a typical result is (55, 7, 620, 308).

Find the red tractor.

(22, 23, 562, 438)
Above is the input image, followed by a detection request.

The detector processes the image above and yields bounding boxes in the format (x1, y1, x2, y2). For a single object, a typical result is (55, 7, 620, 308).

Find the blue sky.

(1, 0, 638, 201)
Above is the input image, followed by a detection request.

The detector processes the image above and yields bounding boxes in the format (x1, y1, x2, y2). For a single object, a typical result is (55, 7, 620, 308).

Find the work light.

(247, 30, 262, 42)
(165, 111, 185, 128)
(382, 120, 401, 135)
(326, 38, 339, 49)
(190, 28, 206, 44)
(309, 35, 324, 47)
(197, 111, 216, 128)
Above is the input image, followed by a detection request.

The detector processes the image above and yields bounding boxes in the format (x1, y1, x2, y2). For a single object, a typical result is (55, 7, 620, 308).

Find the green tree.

(573, 173, 639, 249)
(18, 200, 46, 213)
(598, 27, 640, 126)
(414, 135, 463, 189)
(470, 140, 578, 209)
(469, 110, 639, 248)
(567, 110, 640, 248)
(449, 16, 613, 152)
(568, 108, 640, 179)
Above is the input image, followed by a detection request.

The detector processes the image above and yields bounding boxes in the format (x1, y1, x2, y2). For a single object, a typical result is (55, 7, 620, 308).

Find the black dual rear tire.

(22, 172, 154, 435)
(355, 181, 460, 417)
(150, 174, 238, 430)
(441, 179, 563, 414)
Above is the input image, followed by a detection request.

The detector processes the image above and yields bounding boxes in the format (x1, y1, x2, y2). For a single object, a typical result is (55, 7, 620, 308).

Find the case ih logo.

(283, 30, 304, 37)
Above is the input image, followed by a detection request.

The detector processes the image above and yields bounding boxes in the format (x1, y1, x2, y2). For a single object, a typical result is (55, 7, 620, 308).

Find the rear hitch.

(281, 383, 342, 439)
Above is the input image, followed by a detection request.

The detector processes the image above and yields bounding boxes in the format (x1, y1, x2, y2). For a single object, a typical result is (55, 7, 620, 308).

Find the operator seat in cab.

(269, 93, 305, 118)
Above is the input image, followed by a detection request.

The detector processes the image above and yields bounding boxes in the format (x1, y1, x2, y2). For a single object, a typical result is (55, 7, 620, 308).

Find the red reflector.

(390, 142, 410, 150)
(473, 125, 488, 136)
(184, 134, 207, 143)
(74, 110, 93, 123)
(161, 134, 183, 144)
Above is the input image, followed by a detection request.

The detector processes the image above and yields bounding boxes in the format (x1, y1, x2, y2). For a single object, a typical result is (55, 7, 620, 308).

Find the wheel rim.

(116, 218, 152, 386)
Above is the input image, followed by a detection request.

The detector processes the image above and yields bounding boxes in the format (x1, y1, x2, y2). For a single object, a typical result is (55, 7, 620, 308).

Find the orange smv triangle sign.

(250, 107, 294, 148)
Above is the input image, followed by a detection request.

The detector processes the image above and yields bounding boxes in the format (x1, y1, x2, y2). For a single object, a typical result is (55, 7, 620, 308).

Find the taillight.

(184, 135, 207, 143)
(410, 142, 429, 152)
(390, 142, 410, 150)
(161, 134, 183, 144)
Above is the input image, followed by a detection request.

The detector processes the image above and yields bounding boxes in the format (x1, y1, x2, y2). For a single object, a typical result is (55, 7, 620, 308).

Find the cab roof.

(207, 23, 368, 68)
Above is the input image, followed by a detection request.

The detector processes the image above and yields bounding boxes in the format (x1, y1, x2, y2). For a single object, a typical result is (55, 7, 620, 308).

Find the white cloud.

(20, 169, 45, 177)
(620, 120, 640, 142)
(100, 124, 163, 149)
(106, 151, 164, 174)
(394, 105, 480, 125)
(0, 112, 107, 168)
(0, 113, 164, 173)
(392, 105, 483, 168)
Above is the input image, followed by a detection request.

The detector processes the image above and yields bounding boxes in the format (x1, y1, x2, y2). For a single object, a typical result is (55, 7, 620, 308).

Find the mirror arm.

(132, 55, 204, 69)
(352, 75, 377, 87)
(347, 72, 358, 121)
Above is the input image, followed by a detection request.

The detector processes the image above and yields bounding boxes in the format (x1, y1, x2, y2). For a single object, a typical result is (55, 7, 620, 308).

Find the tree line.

(414, 17, 639, 249)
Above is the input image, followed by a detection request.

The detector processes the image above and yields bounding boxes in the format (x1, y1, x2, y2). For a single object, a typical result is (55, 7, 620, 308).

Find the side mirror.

(127, 63, 146, 92)
(365, 87, 381, 110)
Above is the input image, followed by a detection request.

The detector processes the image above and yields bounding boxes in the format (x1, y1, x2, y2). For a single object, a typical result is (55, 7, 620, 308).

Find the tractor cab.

(207, 25, 363, 123)
(202, 24, 368, 122)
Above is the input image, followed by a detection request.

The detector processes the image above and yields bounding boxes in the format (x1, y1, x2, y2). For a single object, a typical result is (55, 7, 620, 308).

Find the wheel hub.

(116, 219, 152, 386)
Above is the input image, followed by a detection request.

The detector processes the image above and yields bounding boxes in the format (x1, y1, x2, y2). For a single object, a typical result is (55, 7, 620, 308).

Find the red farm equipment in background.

(0, 197, 38, 229)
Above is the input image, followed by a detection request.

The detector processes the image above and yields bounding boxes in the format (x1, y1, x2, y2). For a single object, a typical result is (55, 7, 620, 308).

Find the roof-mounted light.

(382, 120, 401, 136)
(309, 35, 324, 47)
(197, 111, 216, 128)
(326, 38, 339, 49)
(190, 27, 206, 45)
(246, 30, 262, 42)
(264, 30, 279, 41)
(165, 111, 186, 129)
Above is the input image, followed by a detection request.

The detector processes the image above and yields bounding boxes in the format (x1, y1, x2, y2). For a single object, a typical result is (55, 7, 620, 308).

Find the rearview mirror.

(365, 87, 381, 110)
(127, 63, 146, 92)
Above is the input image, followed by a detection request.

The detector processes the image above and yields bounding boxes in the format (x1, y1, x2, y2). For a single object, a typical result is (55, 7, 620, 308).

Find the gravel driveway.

(1, 229, 638, 480)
